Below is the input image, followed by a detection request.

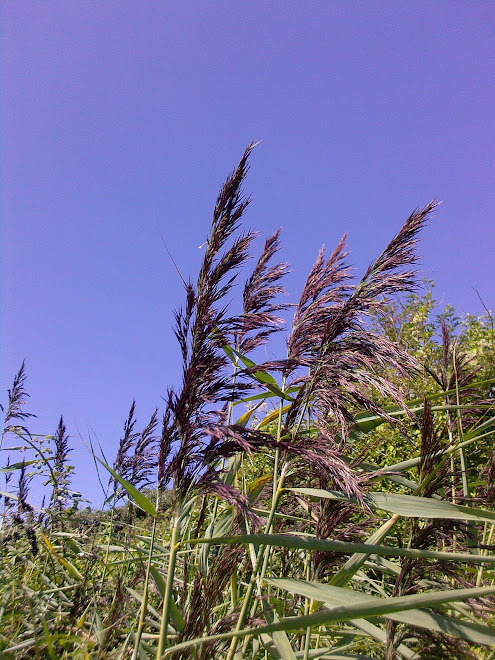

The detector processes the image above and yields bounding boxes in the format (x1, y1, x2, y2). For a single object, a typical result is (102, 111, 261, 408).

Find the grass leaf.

(95, 456, 157, 517)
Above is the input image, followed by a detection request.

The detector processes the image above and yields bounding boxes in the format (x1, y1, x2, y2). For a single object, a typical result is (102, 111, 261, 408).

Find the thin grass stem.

(132, 515, 158, 659)
(156, 516, 180, 659)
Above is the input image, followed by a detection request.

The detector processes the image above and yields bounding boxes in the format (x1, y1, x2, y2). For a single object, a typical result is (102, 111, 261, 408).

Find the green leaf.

(42, 533, 83, 581)
(367, 491, 495, 523)
(163, 585, 495, 655)
(222, 345, 278, 384)
(247, 474, 272, 502)
(0, 490, 18, 501)
(168, 595, 185, 634)
(42, 616, 57, 660)
(150, 564, 166, 598)
(288, 487, 495, 524)
(0, 460, 38, 472)
(330, 515, 400, 588)
(234, 385, 300, 406)
(95, 456, 157, 517)
(126, 587, 161, 621)
(464, 413, 495, 441)
(220, 344, 294, 401)
(310, 652, 376, 660)
(94, 609, 105, 646)
(353, 384, 495, 434)
(0, 445, 29, 451)
(150, 564, 185, 633)
(260, 599, 298, 660)
(293, 649, 365, 660)
(288, 487, 348, 501)
(256, 405, 292, 429)
(266, 577, 495, 647)
(235, 404, 261, 427)
(186, 532, 495, 564)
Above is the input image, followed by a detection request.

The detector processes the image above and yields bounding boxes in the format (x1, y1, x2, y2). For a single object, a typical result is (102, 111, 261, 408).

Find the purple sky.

(2, 2, 494, 506)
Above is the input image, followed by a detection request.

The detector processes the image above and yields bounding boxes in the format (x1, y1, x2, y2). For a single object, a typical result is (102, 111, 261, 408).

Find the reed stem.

(156, 516, 180, 659)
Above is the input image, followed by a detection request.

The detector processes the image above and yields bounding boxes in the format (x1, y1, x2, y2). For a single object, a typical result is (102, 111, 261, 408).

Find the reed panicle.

(53, 416, 70, 470)
(424, 316, 481, 394)
(17, 460, 33, 515)
(234, 227, 290, 354)
(198, 423, 362, 502)
(131, 408, 159, 490)
(112, 400, 139, 495)
(359, 201, 438, 297)
(1, 361, 36, 443)
(158, 392, 175, 492)
(478, 452, 495, 505)
(418, 399, 449, 497)
(176, 544, 246, 660)
(287, 234, 351, 367)
(111, 402, 159, 501)
(385, 400, 484, 658)
(167, 145, 263, 502)
(50, 415, 72, 511)
(284, 203, 438, 438)
(313, 501, 374, 579)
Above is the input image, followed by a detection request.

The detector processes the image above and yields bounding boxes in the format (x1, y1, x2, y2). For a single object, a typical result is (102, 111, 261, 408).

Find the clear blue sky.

(2, 2, 494, 506)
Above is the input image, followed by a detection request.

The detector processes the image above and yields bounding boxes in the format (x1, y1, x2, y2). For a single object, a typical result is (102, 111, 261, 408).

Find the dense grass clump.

(1, 146, 495, 659)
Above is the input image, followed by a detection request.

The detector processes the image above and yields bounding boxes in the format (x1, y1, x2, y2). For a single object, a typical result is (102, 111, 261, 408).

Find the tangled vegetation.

(1, 145, 495, 659)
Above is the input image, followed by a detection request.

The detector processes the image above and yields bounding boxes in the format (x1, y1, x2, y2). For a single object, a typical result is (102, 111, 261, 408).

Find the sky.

(2, 2, 494, 507)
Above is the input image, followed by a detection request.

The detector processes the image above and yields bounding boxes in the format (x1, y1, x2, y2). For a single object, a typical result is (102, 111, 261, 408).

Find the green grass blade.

(186, 532, 495, 564)
(42, 533, 83, 581)
(95, 456, 157, 517)
(220, 343, 295, 401)
(233, 385, 300, 406)
(0, 460, 39, 472)
(266, 577, 495, 647)
(367, 491, 495, 523)
(310, 654, 375, 659)
(162, 585, 495, 656)
(330, 515, 401, 588)
(260, 599, 298, 660)
(289, 487, 495, 524)
(348, 618, 418, 659)
(149, 565, 185, 633)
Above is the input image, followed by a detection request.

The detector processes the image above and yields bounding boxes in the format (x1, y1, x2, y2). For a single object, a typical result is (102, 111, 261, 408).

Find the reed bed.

(1, 145, 495, 659)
